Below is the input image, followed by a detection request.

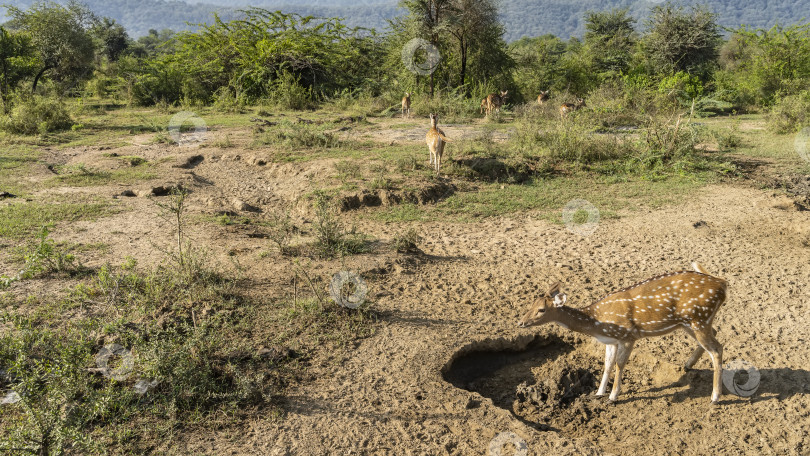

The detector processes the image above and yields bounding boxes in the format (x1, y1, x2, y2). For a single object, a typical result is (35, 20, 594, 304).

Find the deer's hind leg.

(692, 326, 723, 403)
(596, 343, 617, 397)
(682, 327, 718, 370)
(609, 341, 635, 402)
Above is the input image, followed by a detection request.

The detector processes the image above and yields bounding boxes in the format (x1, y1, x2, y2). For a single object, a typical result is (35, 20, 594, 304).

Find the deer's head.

(518, 283, 567, 327)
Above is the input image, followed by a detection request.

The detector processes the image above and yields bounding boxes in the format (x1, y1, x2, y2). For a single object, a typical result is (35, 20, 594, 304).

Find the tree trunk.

(32, 65, 51, 93)
(459, 38, 467, 89)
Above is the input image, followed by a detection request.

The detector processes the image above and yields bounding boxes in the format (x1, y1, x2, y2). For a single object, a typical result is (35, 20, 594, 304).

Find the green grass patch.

(0, 201, 113, 238)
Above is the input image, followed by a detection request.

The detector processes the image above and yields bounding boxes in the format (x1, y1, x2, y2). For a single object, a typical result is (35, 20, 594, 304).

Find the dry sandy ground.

(7, 124, 810, 455)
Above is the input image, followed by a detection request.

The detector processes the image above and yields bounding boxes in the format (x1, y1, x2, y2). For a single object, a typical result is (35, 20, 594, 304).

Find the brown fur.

(519, 263, 727, 403)
(559, 97, 586, 116)
(401, 92, 411, 118)
(425, 113, 451, 175)
(483, 90, 508, 116)
(537, 90, 550, 105)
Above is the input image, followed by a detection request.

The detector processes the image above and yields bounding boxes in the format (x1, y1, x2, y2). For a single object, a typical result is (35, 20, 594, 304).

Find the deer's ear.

(553, 293, 567, 307)
(546, 282, 561, 297)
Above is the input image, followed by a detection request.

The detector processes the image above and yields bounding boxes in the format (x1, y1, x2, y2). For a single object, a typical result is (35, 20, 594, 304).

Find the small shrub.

(311, 190, 367, 257)
(0, 95, 73, 135)
(264, 71, 314, 110)
(712, 123, 742, 151)
(767, 92, 810, 134)
(393, 227, 422, 253)
(267, 212, 295, 255)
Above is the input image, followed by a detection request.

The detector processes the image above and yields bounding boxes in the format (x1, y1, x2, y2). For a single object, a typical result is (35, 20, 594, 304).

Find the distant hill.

(2, 0, 807, 40)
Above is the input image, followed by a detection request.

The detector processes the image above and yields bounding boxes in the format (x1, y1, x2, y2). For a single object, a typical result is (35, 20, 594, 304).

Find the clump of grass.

(212, 134, 234, 148)
(1, 226, 84, 289)
(335, 160, 361, 181)
(368, 164, 393, 191)
(712, 122, 743, 151)
(392, 227, 422, 253)
(395, 154, 420, 173)
(311, 190, 368, 257)
(253, 122, 340, 149)
(266, 212, 295, 255)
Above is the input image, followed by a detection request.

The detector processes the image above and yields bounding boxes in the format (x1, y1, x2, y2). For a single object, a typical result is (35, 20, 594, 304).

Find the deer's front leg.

(597, 343, 617, 396)
(609, 341, 635, 402)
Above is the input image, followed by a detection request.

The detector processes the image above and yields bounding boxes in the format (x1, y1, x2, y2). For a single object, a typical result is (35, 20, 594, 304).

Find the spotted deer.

(518, 263, 727, 403)
(559, 98, 586, 116)
(482, 90, 508, 116)
(401, 92, 411, 118)
(426, 113, 451, 175)
(537, 90, 550, 105)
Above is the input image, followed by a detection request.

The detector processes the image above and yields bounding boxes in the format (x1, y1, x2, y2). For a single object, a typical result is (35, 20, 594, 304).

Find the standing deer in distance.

(519, 262, 728, 403)
(481, 90, 508, 116)
(426, 113, 452, 176)
(559, 98, 586, 116)
(537, 90, 550, 105)
(401, 92, 411, 118)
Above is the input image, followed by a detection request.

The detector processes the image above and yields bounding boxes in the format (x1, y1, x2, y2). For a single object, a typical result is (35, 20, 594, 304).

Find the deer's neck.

(551, 306, 625, 343)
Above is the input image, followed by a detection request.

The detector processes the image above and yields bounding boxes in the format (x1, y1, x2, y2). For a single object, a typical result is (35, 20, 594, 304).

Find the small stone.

(232, 198, 261, 213)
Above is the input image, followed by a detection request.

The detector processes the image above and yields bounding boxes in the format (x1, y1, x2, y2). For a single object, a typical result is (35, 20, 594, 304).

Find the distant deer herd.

(412, 88, 585, 175)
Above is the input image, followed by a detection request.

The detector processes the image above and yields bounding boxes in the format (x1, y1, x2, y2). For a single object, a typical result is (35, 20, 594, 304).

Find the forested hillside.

(1, 0, 807, 40)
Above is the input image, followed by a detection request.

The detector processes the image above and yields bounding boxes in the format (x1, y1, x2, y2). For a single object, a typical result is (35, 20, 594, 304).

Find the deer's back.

(586, 271, 727, 337)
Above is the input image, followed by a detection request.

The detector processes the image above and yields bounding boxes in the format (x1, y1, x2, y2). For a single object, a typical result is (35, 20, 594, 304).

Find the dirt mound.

(340, 180, 456, 211)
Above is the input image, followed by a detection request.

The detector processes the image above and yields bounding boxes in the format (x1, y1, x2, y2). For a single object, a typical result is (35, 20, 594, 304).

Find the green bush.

(766, 91, 810, 133)
(659, 71, 705, 101)
(0, 95, 73, 134)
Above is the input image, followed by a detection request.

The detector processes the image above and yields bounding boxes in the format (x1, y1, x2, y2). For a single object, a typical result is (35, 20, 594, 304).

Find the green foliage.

(0, 27, 37, 112)
(89, 17, 129, 62)
(5, 0, 97, 93)
(766, 91, 810, 133)
(0, 94, 73, 134)
(643, 5, 721, 78)
(584, 8, 637, 77)
(719, 24, 810, 106)
(0, 326, 106, 455)
(392, 0, 515, 97)
(311, 190, 368, 257)
(659, 71, 705, 101)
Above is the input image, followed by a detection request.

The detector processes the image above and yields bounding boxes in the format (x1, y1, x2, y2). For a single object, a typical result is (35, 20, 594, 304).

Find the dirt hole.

(443, 334, 608, 430)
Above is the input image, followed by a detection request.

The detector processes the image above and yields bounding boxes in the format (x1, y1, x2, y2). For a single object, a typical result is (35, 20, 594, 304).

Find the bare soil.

(6, 117, 810, 455)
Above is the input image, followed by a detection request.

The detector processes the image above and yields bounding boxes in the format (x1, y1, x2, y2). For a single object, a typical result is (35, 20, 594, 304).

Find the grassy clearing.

(0, 146, 40, 196)
(46, 163, 157, 187)
(0, 200, 113, 238)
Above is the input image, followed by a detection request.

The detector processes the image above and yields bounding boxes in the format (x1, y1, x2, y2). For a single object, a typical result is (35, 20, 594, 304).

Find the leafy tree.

(129, 29, 177, 58)
(722, 23, 810, 103)
(584, 8, 637, 77)
(90, 17, 129, 62)
(643, 5, 721, 78)
(4, 0, 97, 93)
(447, 0, 511, 88)
(0, 26, 36, 112)
(400, 0, 454, 96)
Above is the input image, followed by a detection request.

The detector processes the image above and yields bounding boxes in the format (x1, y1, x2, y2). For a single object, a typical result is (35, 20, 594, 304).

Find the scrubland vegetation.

(1, 0, 809, 454)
